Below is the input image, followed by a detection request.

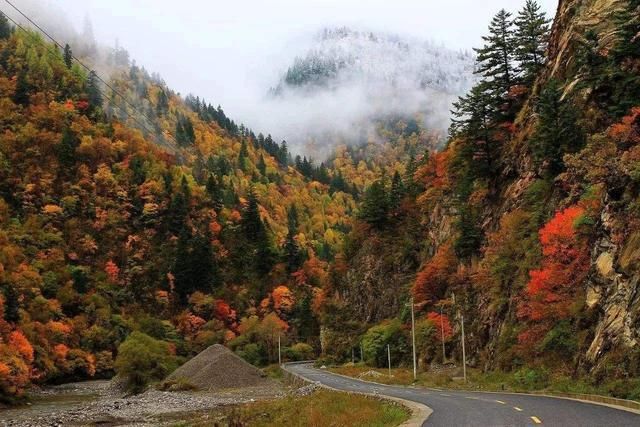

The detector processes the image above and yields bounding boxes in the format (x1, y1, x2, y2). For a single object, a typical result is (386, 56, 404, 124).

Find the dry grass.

(165, 389, 409, 427)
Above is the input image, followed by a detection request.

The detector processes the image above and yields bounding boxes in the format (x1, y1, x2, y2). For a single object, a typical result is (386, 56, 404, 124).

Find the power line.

(0, 1, 178, 148)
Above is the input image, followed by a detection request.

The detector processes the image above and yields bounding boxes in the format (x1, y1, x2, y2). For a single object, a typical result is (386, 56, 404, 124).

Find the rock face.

(165, 344, 275, 391)
(331, 0, 640, 374)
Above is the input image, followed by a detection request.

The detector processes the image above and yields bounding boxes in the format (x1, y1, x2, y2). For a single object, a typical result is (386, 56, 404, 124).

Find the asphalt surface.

(285, 363, 640, 426)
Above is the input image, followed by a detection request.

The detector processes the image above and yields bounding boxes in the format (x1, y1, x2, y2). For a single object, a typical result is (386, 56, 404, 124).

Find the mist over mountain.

(243, 26, 476, 158)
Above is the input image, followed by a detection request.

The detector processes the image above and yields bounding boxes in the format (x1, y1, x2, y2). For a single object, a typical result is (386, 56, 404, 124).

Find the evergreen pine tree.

(2, 285, 20, 324)
(86, 70, 103, 112)
(358, 180, 389, 228)
(238, 140, 249, 171)
(0, 12, 12, 40)
(57, 126, 78, 168)
(258, 154, 267, 176)
(284, 205, 302, 274)
(451, 81, 495, 177)
(609, 0, 640, 116)
(13, 71, 30, 106)
(206, 174, 223, 212)
(389, 171, 405, 212)
(156, 89, 169, 116)
(530, 79, 585, 174)
(63, 44, 73, 69)
(454, 205, 483, 260)
(474, 9, 517, 117)
(514, 0, 551, 85)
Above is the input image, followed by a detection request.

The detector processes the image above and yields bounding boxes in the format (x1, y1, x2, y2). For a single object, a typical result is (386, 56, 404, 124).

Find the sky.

(12, 0, 558, 113)
(5, 0, 559, 152)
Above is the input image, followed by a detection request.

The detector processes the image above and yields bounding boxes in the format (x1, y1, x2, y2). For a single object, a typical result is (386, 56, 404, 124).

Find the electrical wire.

(1, 1, 178, 148)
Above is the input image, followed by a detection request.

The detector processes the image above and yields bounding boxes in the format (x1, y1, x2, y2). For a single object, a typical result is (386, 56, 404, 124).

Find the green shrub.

(114, 332, 178, 393)
(511, 367, 549, 390)
(361, 319, 409, 368)
(285, 343, 315, 361)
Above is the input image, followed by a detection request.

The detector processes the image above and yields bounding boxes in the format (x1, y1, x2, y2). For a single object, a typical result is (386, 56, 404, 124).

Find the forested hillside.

(320, 0, 640, 399)
(0, 12, 437, 399)
(1, 0, 639, 404)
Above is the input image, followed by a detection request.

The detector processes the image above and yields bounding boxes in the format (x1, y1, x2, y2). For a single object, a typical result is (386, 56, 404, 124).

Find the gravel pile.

(165, 344, 276, 391)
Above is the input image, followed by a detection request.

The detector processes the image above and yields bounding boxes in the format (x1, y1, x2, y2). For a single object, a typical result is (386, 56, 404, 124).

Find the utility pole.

(410, 297, 417, 381)
(387, 344, 391, 377)
(278, 334, 281, 366)
(460, 314, 467, 384)
(440, 304, 446, 363)
(352, 347, 355, 364)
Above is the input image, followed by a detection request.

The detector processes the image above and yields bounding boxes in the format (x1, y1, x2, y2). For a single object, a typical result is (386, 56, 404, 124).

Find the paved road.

(285, 363, 640, 426)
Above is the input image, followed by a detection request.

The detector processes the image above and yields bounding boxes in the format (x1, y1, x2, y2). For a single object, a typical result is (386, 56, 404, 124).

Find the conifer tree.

(359, 180, 389, 228)
(451, 81, 495, 177)
(238, 139, 249, 171)
(206, 174, 223, 212)
(609, 0, 640, 116)
(474, 9, 517, 117)
(284, 205, 302, 274)
(258, 154, 267, 176)
(86, 70, 103, 112)
(57, 127, 78, 168)
(0, 12, 12, 40)
(530, 80, 584, 174)
(514, 0, 551, 85)
(389, 171, 405, 211)
(454, 205, 483, 260)
(63, 44, 73, 69)
(13, 71, 30, 106)
(2, 285, 20, 324)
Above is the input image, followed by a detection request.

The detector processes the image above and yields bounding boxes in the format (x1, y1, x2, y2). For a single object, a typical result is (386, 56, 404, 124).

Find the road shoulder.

(282, 363, 433, 427)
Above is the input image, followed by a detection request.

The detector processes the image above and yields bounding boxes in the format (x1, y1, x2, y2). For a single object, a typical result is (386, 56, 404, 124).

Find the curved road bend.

(285, 363, 640, 426)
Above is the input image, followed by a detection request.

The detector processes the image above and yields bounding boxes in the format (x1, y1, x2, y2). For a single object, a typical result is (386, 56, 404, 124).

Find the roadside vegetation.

(329, 364, 640, 402)
(164, 389, 409, 427)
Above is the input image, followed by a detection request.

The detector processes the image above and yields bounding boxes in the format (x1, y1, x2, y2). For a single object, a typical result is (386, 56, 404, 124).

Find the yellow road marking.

(531, 416, 542, 424)
(465, 396, 478, 400)
(495, 400, 506, 404)
(513, 406, 523, 412)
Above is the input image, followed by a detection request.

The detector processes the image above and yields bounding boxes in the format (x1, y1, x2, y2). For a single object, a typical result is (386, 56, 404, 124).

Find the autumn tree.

(412, 244, 457, 305)
(517, 205, 592, 350)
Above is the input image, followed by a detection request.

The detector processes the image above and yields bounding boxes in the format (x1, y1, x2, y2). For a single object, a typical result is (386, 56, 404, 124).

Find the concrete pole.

(387, 344, 391, 377)
(411, 297, 417, 381)
(460, 314, 467, 384)
(278, 334, 281, 366)
(440, 305, 446, 363)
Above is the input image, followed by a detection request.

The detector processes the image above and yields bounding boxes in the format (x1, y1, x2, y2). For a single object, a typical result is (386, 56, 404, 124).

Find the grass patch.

(162, 389, 409, 427)
(330, 365, 640, 402)
(262, 364, 284, 381)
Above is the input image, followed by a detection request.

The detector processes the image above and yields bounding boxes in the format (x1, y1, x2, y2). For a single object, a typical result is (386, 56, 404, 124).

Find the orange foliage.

(517, 205, 591, 346)
(608, 107, 640, 144)
(412, 243, 457, 305)
(105, 260, 120, 284)
(272, 285, 295, 314)
(9, 331, 34, 363)
(426, 312, 453, 342)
